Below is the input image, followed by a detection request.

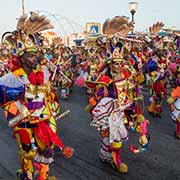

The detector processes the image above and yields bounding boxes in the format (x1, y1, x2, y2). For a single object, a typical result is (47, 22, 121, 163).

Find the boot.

(111, 161, 128, 173)
(47, 176, 57, 180)
(111, 142, 128, 173)
(118, 162, 128, 173)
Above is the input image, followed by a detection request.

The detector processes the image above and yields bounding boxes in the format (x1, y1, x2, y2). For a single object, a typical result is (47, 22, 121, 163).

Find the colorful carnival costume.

(85, 75, 129, 173)
(44, 45, 74, 99)
(143, 54, 166, 117)
(148, 70, 166, 117)
(104, 36, 149, 154)
(168, 86, 180, 139)
(58, 47, 74, 99)
(91, 97, 129, 173)
(0, 12, 73, 180)
(82, 16, 150, 173)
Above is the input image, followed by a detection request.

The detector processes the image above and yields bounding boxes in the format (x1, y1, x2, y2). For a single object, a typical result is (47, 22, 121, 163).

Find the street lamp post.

(129, 1, 138, 34)
(22, 0, 25, 15)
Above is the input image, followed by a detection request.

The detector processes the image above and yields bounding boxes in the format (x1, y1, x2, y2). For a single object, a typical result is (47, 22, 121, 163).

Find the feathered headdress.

(103, 16, 134, 36)
(149, 22, 164, 35)
(1, 12, 54, 57)
(84, 16, 137, 65)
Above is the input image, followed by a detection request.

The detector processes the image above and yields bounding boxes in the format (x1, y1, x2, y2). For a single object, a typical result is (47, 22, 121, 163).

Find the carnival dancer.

(146, 49, 168, 117)
(44, 42, 74, 99)
(57, 47, 74, 99)
(105, 37, 143, 125)
(168, 86, 180, 139)
(83, 16, 150, 173)
(142, 46, 165, 117)
(148, 70, 167, 117)
(0, 12, 73, 180)
(85, 74, 129, 173)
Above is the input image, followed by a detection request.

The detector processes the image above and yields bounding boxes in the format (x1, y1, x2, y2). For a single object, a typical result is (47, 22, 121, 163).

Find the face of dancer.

(111, 61, 122, 73)
(21, 52, 40, 70)
(90, 68, 97, 77)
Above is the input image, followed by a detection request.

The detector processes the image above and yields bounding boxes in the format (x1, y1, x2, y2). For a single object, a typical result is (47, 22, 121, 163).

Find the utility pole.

(22, 0, 25, 15)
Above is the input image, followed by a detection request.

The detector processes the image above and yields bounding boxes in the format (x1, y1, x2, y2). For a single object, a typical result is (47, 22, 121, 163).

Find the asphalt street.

(0, 87, 180, 180)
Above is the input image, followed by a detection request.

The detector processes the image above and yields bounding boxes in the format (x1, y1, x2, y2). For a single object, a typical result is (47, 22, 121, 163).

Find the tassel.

(62, 146, 74, 158)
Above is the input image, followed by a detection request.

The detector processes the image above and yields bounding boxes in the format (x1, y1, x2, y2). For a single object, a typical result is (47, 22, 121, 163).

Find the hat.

(1, 12, 54, 57)
(85, 74, 112, 88)
(106, 38, 127, 64)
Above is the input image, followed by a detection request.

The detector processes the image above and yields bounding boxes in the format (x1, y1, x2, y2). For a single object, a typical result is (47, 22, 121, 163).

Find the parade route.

(0, 87, 180, 180)
(0, 0, 179, 180)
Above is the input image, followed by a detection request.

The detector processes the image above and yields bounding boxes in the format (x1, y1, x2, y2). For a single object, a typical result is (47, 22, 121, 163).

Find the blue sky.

(0, 0, 179, 36)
